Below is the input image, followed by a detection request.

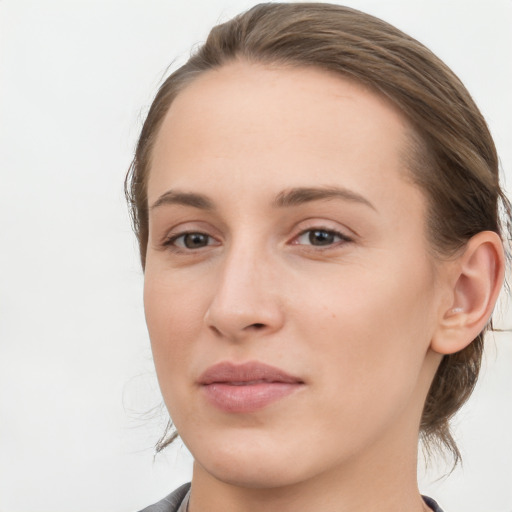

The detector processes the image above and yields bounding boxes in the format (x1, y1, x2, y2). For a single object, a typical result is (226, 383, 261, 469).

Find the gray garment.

(138, 482, 444, 512)
(138, 483, 190, 512)
(423, 495, 444, 512)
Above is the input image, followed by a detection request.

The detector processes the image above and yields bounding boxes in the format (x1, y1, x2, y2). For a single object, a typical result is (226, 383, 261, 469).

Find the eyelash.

(163, 228, 353, 253)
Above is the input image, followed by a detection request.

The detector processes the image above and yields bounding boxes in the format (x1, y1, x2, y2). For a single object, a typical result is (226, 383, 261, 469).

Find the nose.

(204, 243, 285, 341)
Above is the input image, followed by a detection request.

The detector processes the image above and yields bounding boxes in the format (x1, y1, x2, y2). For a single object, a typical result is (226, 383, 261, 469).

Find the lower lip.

(201, 382, 302, 413)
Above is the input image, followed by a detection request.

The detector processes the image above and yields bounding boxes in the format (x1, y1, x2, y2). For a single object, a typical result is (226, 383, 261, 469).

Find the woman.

(126, 3, 510, 511)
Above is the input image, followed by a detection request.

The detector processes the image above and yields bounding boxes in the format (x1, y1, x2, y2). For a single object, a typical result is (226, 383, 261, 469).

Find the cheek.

(294, 259, 437, 403)
(143, 271, 216, 434)
(143, 272, 205, 381)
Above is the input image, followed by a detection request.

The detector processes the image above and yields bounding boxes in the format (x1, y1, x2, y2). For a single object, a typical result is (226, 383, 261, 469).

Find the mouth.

(198, 361, 305, 413)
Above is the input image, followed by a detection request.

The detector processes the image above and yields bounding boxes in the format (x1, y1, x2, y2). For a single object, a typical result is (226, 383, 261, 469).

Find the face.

(144, 62, 445, 489)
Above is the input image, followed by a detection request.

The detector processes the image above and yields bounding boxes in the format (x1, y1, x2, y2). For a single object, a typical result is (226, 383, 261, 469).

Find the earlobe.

(431, 231, 505, 355)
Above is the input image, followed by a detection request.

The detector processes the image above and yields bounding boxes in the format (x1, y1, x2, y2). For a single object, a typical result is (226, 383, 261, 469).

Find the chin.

(202, 457, 310, 490)
(188, 431, 320, 489)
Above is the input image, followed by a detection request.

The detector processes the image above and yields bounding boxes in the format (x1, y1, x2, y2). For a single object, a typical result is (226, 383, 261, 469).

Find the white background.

(0, 1, 511, 511)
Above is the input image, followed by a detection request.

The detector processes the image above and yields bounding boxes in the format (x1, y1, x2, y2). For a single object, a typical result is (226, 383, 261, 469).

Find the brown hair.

(126, 3, 511, 463)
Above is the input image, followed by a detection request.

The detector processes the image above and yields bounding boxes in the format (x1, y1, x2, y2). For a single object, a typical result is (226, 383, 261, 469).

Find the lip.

(198, 361, 305, 413)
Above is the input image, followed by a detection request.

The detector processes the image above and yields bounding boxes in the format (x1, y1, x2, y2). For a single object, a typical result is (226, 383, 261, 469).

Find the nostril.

(250, 323, 266, 330)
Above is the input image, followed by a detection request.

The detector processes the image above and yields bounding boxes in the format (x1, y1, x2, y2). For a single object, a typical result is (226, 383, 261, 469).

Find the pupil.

(184, 233, 208, 248)
(309, 230, 334, 245)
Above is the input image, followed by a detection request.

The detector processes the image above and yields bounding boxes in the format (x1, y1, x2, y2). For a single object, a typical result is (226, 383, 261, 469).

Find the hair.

(126, 3, 511, 464)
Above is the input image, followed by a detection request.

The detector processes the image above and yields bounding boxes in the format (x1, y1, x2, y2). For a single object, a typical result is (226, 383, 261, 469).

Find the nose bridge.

(205, 234, 283, 338)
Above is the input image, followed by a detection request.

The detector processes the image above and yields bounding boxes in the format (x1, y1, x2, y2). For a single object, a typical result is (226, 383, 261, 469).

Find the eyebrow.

(150, 186, 376, 212)
(273, 186, 376, 211)
(150, 190, 214, 211)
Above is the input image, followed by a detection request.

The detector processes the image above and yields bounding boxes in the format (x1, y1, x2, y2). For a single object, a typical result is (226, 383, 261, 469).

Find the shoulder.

(138, 482, 191, 512)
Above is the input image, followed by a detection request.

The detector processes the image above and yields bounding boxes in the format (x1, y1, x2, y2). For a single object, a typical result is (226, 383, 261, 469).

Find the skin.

(143, 61, 475, 512)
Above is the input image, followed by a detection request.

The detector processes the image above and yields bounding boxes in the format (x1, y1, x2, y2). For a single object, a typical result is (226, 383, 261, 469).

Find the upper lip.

(198, 361, 304, 385)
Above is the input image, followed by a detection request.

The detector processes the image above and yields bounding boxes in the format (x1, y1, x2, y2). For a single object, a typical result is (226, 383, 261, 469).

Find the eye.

(166, 232, 217, 250)
(294, 229, 350, 247)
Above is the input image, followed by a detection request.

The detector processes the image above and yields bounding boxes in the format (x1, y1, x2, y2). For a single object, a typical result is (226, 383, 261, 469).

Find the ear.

(431, 231, 505, 355)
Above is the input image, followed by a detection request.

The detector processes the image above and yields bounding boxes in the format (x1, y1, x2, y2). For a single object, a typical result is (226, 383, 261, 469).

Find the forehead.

(148, 61, 417, 212)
